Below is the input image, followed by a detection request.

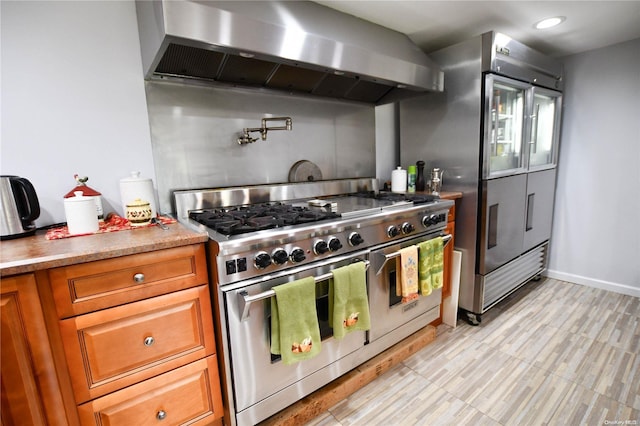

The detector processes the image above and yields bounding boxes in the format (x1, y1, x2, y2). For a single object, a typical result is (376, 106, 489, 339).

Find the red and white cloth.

(45, 213, 175, 240)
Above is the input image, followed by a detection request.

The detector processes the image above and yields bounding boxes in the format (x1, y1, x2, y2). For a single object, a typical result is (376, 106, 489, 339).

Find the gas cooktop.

(189, 202, 340, 236)
(188, 192, 439, 236)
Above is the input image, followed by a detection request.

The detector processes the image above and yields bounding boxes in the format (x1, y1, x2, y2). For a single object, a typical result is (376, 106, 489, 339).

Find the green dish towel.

(270, 277, 322, 365)
(418, 237, 444, 295)
(431, 236, 444, 289)
(329, 262, 371, 340)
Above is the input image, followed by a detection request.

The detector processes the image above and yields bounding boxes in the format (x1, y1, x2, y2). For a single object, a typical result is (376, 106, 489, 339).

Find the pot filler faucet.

(237, 116, 293, 145)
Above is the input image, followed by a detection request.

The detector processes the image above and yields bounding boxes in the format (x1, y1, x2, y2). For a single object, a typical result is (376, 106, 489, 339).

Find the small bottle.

(407, 165, 416, 193)
(416, 161, 426, 192)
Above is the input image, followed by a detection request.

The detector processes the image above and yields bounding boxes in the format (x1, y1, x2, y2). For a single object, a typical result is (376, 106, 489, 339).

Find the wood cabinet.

(1, 274, 69, 425)
(423, 192, 461, 326)
(50, 244, 223, 425)
(1, 242, 223, 426)
(442, 204, 456, 299)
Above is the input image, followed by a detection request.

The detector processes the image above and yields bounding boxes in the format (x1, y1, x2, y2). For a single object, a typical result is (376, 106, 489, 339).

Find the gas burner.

(189, 202, 340, 235)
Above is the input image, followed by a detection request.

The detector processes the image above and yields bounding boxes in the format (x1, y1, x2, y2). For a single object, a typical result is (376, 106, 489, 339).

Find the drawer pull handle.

(156, 410, 167, 420)
(144, 336, 155, 346)
(133, 273, 145, 283)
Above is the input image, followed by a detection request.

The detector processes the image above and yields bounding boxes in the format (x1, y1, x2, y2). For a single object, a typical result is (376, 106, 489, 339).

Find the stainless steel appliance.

(174, 178, 453, 426)
(400, 32, 563, 325)
(135, 0, 443, 104)
(1, 175, 40, 240)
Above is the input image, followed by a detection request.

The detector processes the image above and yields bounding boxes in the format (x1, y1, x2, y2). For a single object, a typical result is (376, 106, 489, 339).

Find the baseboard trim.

(545, 269, 640, 298)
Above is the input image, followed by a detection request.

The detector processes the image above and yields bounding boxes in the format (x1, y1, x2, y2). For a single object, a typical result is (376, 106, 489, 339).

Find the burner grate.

(189, 202, 340, 235)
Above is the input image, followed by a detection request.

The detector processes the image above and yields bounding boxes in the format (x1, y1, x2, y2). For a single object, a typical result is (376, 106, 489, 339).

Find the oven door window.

(388, 269, 402, 307)
(268, 277, 333, 363)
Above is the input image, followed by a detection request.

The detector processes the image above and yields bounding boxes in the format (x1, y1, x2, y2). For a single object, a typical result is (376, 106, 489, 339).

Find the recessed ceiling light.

(535, 16, 565, 30)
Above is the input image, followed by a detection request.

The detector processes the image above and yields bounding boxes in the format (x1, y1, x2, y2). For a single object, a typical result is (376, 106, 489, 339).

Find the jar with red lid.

(63, 175, 104, 221)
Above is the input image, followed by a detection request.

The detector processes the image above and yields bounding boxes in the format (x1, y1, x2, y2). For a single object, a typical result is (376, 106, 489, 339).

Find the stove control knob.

(314, 240, 329, 255)
(328, 237, 343, 252)
(422, 214, 437, 227)
(387, 226, 400, 238)
(290, 248, 306, 263)
(272, 249, 289, 265)
(402, 222, 415, 234)
(254, 252, 272, 269)
(348, 232, 364, 246)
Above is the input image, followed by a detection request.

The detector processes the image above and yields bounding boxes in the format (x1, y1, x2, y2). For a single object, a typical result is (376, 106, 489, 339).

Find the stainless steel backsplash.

(144, 81, 376, 213)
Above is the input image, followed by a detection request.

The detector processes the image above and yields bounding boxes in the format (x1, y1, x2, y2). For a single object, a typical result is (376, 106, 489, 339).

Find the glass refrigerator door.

(484, 75, 528, 178)
(528, 87, 562, 170)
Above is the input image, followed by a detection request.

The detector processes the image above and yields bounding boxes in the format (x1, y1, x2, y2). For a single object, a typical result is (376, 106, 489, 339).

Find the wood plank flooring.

(305, 278, 640, 425)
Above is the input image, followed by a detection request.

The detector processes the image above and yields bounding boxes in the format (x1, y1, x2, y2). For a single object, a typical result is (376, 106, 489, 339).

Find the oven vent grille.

(481, 242, 548, 311)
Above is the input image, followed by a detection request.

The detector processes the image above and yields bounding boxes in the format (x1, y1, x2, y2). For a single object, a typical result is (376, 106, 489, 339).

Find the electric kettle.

(1, 175, 41, 240)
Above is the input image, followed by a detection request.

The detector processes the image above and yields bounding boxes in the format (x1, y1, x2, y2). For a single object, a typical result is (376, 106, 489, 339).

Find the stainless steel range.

(174, 178, 453, 426)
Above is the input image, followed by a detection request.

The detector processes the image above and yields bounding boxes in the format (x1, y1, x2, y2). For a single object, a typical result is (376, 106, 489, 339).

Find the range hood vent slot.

(136, 1, 444, 104)
(155, 44, 225, 81)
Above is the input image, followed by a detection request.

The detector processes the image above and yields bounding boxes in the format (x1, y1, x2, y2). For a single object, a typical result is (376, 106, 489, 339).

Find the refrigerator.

(399, 32, 563, 324)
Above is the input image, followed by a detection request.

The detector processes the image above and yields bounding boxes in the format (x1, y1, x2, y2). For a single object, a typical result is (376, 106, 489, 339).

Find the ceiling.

(313, 1, 640, 57)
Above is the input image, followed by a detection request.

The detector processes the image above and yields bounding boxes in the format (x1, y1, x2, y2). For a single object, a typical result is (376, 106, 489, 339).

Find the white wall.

(1, 1, 155, 226)
(547, 38, 640, 296)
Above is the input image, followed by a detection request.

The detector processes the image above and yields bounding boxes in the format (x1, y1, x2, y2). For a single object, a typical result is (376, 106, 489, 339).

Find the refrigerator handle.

(488, 204, 498, 249)
(492, 97, 500, 153)
(525, 193, 535, 231)
(530, 103, 540, 154)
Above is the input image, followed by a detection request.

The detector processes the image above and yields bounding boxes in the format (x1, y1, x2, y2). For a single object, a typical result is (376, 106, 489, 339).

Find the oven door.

(368, 232, 450, 342)
(223, 251, 369, 422)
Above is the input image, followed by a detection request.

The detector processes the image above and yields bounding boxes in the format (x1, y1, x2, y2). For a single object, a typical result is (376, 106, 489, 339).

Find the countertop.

(0, 223, 209, 277)
(433, 191, 463, 200)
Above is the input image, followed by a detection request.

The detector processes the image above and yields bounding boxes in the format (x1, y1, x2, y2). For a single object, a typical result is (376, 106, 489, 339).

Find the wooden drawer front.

(60, 285, 215, 403)
(77, 356, 224, 426)
(50, 244, 208, 318)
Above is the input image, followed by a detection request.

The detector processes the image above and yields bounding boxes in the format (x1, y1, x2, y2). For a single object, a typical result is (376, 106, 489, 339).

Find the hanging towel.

(418, 239, 434, 296)
(397, 246, 419, 303)
(270, 277, 322, 365)
(329, 262, 371, 340)
(431, 236, 445, 289)
(418, 237, 445, 294)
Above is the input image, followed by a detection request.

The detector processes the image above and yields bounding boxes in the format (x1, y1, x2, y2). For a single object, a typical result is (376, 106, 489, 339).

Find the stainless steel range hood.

(135, 0, 443, 104)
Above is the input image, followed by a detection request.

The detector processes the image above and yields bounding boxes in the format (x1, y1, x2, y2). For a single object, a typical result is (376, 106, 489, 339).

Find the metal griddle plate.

(304, 196, 411, 218)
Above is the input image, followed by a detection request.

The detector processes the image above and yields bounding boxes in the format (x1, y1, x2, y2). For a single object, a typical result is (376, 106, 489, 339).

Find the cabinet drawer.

(60, 285, 215, 403)
(49, 244, 208, 317)
(77, 356, 223, 426)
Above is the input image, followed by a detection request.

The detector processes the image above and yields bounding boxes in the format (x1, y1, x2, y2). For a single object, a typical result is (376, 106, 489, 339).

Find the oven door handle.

(238, 260, 370, 321)
(374, 233, 452, 276)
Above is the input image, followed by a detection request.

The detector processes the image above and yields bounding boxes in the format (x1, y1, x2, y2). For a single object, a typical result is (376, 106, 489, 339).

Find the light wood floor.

(306, 278, 640, 425)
